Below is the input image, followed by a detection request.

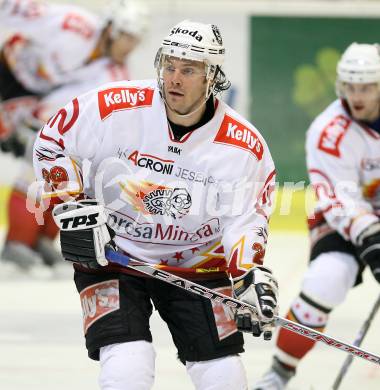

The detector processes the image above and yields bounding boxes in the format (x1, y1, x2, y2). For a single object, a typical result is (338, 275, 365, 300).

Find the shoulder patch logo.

(213, 114, 264, 160)
(98, 87, 154, 120)
(318, 115, 351, 157)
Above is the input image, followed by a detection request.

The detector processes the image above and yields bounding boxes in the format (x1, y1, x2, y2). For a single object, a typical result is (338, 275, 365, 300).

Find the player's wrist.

(349, 214, 379, 245)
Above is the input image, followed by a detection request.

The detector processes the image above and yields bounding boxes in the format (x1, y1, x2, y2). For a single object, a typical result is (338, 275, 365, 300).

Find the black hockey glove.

(53, 200, 115, 269)
(0, 119, 40, 158)
(356, 222, 380, 283)
(233, 266, 279, 340)
(0, 133, 26, 157)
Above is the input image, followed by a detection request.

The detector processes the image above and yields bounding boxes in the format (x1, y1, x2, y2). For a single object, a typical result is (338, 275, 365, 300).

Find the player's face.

(162, 57, 208, 116)
(342, 82, 380, 122)
(110, 32, 140, 64)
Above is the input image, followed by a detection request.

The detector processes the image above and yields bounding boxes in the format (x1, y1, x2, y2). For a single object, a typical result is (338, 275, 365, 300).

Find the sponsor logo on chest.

(98, 87, 154, 120)
(128, 150, 174, 175)
(214, 114, 264, 160)
(168, 145, 182, 155)
(143, 187, 192, 219)
(109, 214, 220, 243)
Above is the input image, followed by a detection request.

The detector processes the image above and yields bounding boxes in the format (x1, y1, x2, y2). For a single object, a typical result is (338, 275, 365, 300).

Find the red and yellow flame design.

(191, 241, 226, 271)
(119, 180, 170, 214)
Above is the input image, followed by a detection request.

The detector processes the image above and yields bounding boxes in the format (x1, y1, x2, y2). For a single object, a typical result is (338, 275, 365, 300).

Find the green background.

(250, 16, 380, 183)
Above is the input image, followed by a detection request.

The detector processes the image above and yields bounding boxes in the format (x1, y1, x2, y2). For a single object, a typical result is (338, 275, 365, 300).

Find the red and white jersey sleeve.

(33, 79, 276, 278)
(33, 88, 103, 200)
(215, 113, 276, 276)
(1, 0, 101, 93)
(307, 99, 380, 244)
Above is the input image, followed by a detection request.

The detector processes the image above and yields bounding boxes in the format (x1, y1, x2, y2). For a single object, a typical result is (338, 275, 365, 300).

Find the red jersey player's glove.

(233, 266, 279, 340)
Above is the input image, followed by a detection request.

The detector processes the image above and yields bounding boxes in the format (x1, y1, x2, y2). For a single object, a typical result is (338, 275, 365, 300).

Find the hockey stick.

(332, 293, 380, 389)
(104, 248, 380, 366)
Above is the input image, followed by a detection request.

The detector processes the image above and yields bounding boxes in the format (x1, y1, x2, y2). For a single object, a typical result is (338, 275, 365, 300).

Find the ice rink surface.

(0, 232, 379, 390)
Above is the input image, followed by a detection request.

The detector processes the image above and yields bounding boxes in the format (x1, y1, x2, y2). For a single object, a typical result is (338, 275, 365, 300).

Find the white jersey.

(307, 99, 380, 245)
(33, 79, 276, 277)
(0, 0, 102, 93)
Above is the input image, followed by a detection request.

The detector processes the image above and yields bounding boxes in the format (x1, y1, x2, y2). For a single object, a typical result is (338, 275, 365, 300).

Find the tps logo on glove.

(59, 213, 99, 229)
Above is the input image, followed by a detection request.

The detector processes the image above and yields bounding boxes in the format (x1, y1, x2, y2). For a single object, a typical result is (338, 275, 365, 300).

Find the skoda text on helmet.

(155, 20, 230, 116)
(108, 0, 150, 39)
(336, 42, 380, 97)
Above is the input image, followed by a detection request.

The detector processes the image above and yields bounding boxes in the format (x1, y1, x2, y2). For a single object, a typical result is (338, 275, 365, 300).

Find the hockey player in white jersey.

(0, 0, 148, 271)
(33, 20, 279, 389)
(1, 59, 131, 273)
(252, 43, 380, 390)
(0, 0, 146, 94)
(0, 0, 147, 146)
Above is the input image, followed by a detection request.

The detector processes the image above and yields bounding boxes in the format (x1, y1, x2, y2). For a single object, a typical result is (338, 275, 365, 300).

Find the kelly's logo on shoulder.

(98, 87, 154, 120)
(213, 114, 264, 160)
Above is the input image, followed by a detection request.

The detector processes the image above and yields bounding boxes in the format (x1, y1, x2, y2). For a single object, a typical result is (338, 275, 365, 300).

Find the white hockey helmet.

(108, 0, 149, 39)
(155, 20, 229, 98)
(159, 20, 225, 67)
(337, 43, 380, 84)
